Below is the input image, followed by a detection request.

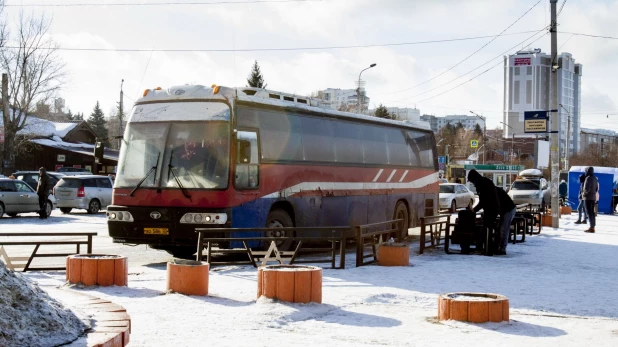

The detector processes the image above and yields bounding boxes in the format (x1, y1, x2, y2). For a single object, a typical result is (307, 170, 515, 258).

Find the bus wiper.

(129, 152, 160, 197)
(168, 150, 192, 200)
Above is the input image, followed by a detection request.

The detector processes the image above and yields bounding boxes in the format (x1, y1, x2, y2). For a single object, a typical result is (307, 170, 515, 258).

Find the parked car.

(53, 175, 113, 214)
(57, 167, 93, 176)
(439, 183, 475, 212)
(508, 169, 550, 208)
(12, 171, 63, 209)
(0, 178, 54, 217)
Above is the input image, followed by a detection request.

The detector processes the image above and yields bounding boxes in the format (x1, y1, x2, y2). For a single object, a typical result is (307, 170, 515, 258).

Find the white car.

(439, 183, 475, 212)
(507, 179, 549, 208)
(54, 175, 113, 214)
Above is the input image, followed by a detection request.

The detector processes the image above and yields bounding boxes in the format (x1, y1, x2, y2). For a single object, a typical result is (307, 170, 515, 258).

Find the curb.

(45, 288, 131, 347)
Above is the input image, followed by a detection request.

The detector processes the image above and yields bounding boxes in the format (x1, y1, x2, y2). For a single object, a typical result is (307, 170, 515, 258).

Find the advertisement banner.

(514, 57, 531, 66)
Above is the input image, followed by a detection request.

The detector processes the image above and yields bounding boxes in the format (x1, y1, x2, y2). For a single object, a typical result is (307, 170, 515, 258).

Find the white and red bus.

(107, 85, 438, 258)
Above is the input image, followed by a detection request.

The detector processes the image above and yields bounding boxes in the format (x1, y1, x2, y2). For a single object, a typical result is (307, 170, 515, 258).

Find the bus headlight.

(180, 213, 227, 224)
(107, 211, 134, 222)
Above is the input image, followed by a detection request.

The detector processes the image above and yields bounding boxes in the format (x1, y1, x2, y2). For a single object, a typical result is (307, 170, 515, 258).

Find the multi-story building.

(580, 128, 618, 153)
(320, 88, 371, 112)
(386, 107, 421, 121)
(503, 49, 583, 156)
(420, 114, 485, 133)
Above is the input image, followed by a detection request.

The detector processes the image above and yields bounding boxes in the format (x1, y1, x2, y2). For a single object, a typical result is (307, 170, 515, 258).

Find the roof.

(0, 112, 80, 138)
(30, 139, 119, 161)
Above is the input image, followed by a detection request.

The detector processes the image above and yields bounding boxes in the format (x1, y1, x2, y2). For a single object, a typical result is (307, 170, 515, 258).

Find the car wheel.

(60, 207, 72, 214)
(45, 201, 53, 217)
(265, 209, 294, 251)
(0, 203, 4, 217)
(87, 199, 101, 214)
(8, 213, 18, 217)
(393, 201, 409, 241)
(450, 200, 457, 213)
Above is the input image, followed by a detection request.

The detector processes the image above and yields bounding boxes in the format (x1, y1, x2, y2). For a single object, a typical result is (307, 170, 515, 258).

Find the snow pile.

(0, 262, 87, 347)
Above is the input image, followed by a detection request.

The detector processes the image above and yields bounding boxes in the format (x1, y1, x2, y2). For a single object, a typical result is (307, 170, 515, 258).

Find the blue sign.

(438, 156, 446, 164)
(524, 111, 549, 133)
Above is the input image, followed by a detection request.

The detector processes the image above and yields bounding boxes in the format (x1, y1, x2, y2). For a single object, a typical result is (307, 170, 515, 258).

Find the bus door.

(234, 130, 261, 248)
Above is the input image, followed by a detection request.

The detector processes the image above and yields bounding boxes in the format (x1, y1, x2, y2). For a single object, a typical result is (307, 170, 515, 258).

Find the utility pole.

(560, 103, 571, 171)
(357, 63, 376, 114)
(445, 144, 450, 180)
(1, 74, 8, 175)
(550, 0, 560, 227)
(119, 79, 124, 149)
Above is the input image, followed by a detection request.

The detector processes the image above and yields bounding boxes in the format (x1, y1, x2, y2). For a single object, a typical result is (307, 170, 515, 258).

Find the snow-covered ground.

(19, 212, 618, 347)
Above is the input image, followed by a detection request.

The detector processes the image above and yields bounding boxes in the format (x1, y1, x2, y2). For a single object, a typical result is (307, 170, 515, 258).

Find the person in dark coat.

(36, 167, 51, 219)
(575, 174, 588, 224)
(467, 169, 500, 254)
(495, 187, 516, 255)
(582, 167, 598, 233)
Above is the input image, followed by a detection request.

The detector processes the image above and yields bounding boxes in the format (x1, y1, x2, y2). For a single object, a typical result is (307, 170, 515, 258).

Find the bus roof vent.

(296, 98, 307, 104)
(269, 93, 281, 100)
(242, 89, 257, 96)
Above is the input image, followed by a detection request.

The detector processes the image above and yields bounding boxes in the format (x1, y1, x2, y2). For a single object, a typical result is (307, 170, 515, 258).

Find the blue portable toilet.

(568, 166, 618, 214)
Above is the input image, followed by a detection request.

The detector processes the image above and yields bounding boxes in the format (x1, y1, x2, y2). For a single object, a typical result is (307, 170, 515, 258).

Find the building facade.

(420, 114, 485, 133)
(503, 49, 583, 156)
(385, 107, 421, 121)
(320, 88, 371, 112)
(580, 128, 618, 153)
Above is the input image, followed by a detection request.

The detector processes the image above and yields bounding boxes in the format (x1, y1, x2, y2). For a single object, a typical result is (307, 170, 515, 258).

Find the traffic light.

(94, 141, 104, 164)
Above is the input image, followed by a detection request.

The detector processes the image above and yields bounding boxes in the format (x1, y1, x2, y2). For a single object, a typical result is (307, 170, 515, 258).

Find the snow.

(15, 213, 618, 346)
(0, 262, 87, 347)
(0, 115, 79, 138)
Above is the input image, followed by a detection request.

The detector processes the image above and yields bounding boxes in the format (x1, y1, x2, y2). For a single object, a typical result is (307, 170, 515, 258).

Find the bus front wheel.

(265, 209, 294, 251)
(393, 201, 410, 241)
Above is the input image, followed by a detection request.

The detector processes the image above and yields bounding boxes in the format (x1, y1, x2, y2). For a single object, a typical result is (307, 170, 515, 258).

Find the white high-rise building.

(503, 49, 583, 155)
(386, 107, 421, 121)
(320, 88, 371, 112)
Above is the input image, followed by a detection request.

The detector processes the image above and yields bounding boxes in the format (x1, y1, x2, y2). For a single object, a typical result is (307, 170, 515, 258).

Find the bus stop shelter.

(464, 164, 524, 193)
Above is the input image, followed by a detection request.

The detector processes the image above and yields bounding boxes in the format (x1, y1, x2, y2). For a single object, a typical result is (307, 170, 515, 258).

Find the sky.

(2, 0, 618, 131)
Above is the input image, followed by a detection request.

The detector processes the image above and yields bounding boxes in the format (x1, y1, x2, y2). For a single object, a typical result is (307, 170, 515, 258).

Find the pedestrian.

(574, 174, 588, 224)
(559, 179, 568, 205)
(36, 167, 51, 219)
(494, 187, 516, 255)
(613, 183, 618, 214)
(582, 167, 598, 233)
(455, 178, 462, 184)
(467, 169, 500, 255)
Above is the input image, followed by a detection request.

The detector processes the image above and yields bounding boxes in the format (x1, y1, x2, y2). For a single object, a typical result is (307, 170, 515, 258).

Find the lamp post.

(469, 110, 487, 164)
(500, 121, 515, 185)
(475, 144, 485, 165)
(357, 63, 376, 114)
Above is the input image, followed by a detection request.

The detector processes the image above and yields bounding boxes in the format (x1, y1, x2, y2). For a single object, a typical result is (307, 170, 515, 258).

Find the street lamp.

(500, 121, 515, 185)
(357, 63, 377, 114)
(470, 110, 487, 164)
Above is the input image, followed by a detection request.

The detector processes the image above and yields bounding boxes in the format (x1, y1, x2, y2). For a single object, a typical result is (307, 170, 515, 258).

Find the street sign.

(438, 156, 446, 164)
(439, 163, 445, 170)
(524, 111, 549, 133)
(470, 140, 479, 148)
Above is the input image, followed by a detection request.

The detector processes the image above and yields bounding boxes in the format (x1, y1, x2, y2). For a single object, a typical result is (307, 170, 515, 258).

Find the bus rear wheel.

(393, 201, 409, 241)
(265, 209, 294, 251)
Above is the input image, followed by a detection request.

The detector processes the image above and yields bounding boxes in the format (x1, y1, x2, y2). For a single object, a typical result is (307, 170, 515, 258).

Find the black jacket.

(469, 170, 500, 215)
(496, 187, 516, 215)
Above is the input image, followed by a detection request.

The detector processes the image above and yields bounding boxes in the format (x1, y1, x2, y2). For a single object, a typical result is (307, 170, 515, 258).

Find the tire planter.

(166, 260, 209, 296)
(438, 292, 509, 323)
(378, 243, 410, 266)
(542, 213, 554, 226)
(66, 255, 128, 287)
(257, 265, 322, 303)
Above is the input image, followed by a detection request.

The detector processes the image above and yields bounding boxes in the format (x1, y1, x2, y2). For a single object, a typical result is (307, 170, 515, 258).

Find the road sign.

(470, 140, 479, 148)
(439, 163, 445, 170)
(524, 111, 549, 133)
(438, 156, 446, 164)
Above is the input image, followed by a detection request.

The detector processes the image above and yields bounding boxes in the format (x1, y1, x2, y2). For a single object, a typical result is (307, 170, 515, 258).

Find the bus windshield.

(116, 103, 231, 190)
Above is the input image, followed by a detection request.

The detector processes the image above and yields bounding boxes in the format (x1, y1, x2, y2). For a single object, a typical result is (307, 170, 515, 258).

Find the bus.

(107, 85, 439, 258)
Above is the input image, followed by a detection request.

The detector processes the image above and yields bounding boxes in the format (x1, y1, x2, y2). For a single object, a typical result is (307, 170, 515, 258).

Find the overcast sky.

(3, 0, 617, 131)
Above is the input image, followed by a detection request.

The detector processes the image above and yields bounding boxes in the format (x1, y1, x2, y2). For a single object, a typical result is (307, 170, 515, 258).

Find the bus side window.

(236, 131, 259, 189)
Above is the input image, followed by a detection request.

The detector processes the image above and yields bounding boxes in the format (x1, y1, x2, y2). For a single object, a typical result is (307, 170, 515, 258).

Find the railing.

(0, 232, 97, 272)
(419, 215, 451, 254)
(355, 219, 403, 267)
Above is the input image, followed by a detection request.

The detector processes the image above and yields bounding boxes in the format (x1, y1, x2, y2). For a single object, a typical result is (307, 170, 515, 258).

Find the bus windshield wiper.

(168, 149, 192, 200)
(129, 152, 160, 197)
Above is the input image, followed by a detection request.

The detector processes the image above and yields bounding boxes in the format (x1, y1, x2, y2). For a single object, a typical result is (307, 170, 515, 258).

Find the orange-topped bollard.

(257, 265, 322, 303)
(166, 260, 209, 296)
(378, 243, 410, 266)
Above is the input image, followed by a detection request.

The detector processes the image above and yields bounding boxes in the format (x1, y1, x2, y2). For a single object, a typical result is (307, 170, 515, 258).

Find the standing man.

(467, 169, 500, 255)
(495, 187, 516, 255)
(582, 167, 598, 233)
(36, 167, 51, 219)
(575, 174, 588, 224)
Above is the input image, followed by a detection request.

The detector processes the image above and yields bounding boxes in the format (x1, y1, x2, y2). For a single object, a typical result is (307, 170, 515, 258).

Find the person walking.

(467, 169, 500, 255)
(559, 180, 568, 206)
(495, 187, 516, 255)
(582, 167, 598, 233)
(36, 167, 51, 219)
(574, 174, 588, 224)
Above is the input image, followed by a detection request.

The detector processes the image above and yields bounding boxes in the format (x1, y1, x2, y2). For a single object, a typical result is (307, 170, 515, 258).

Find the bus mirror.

(238, 140, 251, 163)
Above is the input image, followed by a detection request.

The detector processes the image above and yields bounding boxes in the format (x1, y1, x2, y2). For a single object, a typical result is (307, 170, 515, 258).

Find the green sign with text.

(464, 164, 524, 171)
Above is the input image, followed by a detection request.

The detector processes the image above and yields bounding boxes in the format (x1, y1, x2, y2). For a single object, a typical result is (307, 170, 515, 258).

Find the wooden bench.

(0, 232, 97, 272)
(419, 214, 451, 254)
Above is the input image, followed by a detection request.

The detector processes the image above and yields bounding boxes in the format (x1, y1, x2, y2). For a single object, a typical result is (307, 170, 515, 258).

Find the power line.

(5, 0, 331, 7)
(388, 27, 549, 104)
(385, 0, 543, 95)
(1, 30, 545, 53)
(557, 0, 567, 17)
(559, 31, 618, 40)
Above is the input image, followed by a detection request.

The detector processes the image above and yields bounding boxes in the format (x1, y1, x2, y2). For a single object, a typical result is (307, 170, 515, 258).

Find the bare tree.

(1, 12, 65, 173)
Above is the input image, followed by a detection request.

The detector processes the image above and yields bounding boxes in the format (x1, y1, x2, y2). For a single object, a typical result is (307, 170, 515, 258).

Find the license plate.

(144, 228, 169, 235)
(60, 192, 70, 197)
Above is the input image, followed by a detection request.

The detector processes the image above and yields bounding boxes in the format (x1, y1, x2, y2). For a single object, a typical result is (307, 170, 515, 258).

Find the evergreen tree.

(74, 112, 83, 121)
(87, 101, 109, 145)
(66, 109, 74, 121)
(374, 104, 391, 119)
(456, 122, 464, 131)
(474, 123, 484, 138)
(246, 60, 267, 88)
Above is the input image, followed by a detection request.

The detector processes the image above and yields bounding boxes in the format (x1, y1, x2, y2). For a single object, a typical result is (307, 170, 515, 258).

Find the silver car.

(439, 183, 475, 212)
(53, 175, 113, 214)
(0, 178, 54, 217)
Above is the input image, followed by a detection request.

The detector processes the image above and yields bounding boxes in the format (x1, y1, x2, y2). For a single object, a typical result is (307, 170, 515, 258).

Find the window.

(84, 179, 97, 188)
(0, 181, 16, 192)
(514, 67, 520, 75)
(361, 124, 387, 164)
(333, 120, 363, 163)
(258, 111, 303, 161)
(514, 81, 520, 104)
(97, 178, 113, 188)
(15, 181, 33, 193)
(385, 128, 411, 165)
(300, 116, 335, 162)
(527, 66, 532, 75)
(526, 80, 532, 104)
(235, 130, 260, 189)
